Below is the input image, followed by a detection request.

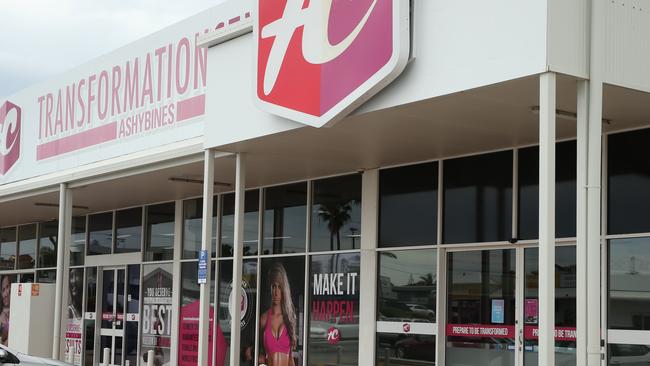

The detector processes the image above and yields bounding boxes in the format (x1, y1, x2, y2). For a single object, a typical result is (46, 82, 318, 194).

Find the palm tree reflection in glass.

(317, 201, 352, 251)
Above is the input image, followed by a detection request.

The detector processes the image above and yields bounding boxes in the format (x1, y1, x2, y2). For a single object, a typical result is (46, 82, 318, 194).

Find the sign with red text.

(255, 0, 410, 127)
(524, 326, 577, 342)
(0, 0, 252, 185)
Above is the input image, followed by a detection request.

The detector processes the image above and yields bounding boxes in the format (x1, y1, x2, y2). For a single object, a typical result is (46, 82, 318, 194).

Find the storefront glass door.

(100, 268, 126, 366)
(446, 248, 517, 366)
(445, 246, 576, 366)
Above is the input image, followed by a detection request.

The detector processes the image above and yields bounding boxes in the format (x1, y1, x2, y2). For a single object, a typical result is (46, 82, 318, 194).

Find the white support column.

(53, 183, 71, 359)
(198, 150, 215, 366)
(230, 153, 246, 366)
(170, 200, 183, 366)
(587, 80, 603, 366)
(538, 72, 556, 366)
(576, 80, 589, 366)
(359, 169, 378, 366)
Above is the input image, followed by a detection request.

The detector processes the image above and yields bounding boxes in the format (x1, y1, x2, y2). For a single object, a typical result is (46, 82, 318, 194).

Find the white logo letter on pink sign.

(255, 0, 410, 128)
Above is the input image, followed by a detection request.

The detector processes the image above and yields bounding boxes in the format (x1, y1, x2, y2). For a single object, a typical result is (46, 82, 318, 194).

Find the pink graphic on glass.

(0, 101, 21, 175)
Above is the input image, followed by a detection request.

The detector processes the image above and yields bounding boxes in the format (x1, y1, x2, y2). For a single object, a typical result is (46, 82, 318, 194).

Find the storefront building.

(1, 1, 650, 365)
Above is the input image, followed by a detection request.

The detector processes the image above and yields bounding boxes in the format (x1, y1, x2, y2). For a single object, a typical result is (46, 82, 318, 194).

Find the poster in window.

(308, 253, 360, 365)
(141, 264, 173, 366)
(217, 259, 257, 366)
(0, 275, 16, 346)
(259, 257, 305, 366)
(65, 268, 84, 365)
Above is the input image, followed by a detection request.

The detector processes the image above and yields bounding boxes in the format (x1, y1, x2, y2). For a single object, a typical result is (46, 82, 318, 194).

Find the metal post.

(53, 183, 71, 359)
(538, 72, 556, 366)
(576, 80, 589, 366)
(102, 347, 110, 366)
(198, 150, 215, 366)
(359, 169, 379, 366)
(230, 153, 246, 366)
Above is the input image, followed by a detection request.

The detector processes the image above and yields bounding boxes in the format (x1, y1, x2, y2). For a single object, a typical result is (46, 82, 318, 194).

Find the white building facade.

(0, 1, 648, 365)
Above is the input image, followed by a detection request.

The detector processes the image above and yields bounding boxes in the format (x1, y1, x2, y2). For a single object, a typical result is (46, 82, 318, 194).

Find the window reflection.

(311, 174, 362, 252)
(263, 183, 307, 254)
(145, 203, 175, 261)
(88, 212, 113, 256)
(182, 197, 217, 259)
(443, 151, 512, 244)
(221, 190, 259, 257)
(70, 217, 86, 266)
(0, 228, 16, 270)
(376, 334, 435, 366)
(115, 208, 142, 254)
(379, 163, 438, 248)
(609, 237, 650, 330)
(17, 224, 37, 269)
(38, 220, 57, 268)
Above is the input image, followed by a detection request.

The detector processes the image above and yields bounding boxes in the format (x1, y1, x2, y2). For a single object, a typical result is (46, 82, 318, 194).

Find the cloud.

(0, 0, 225, 98)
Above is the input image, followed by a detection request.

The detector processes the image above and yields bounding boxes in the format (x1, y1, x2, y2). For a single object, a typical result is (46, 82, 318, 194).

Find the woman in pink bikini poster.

(259, 259, 304, 366)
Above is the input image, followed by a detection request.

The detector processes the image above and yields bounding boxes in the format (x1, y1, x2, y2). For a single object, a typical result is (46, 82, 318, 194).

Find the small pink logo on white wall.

(0, 101, 21, 175)
(255, 0, 410, 128)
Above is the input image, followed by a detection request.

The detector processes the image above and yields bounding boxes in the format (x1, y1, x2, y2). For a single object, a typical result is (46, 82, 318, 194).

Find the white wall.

(547, 0, 589, 79)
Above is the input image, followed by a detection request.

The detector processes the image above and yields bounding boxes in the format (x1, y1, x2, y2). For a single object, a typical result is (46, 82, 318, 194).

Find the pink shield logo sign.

(255, 0, 410, 128)
(0, 101, 21, 175)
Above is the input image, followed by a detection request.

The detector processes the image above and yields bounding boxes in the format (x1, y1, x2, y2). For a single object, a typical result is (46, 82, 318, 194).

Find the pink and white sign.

(255, 0, 410, 127)
(0, 101, 21, 175)
(446, 324, 515, 339)
(524, 326, 577, 342)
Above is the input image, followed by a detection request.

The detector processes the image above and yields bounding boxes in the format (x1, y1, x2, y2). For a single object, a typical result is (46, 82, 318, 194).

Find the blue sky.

(0, 0, 224, 98)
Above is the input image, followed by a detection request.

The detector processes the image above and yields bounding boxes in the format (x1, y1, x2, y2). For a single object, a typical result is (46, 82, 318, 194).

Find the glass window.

(443, 151, 513, 244)
(309, 253, 360, 365)
(88, 212, 113, 256)
(70, 217, 86, 266)
(446, 249, 516, 366)
(178, 261, 217, 365)
(609, 344, 650, 365)
(125, 265, 140, 366)
(263, 183, 307, 254)
(379, 162, 438, 248)
(115, 207, 142, 254)
(377, 249, 436, 323)
(376, 334, 435, 366)
(221, 190, 260, 257)
(608, 129, 650, 235)
(85, 267, 97, 314)
(518, 141, 577, 239)
(144, 202, 175, 261)
(216, 259, 257, 366)
(523, 246, 577, 365)
(37, 269, 56, 283)
(17, 224, 37, 269)
(0, 227, 16, 270)
(182, 197, 218, 260)
(38, 220, 58, 268)
(311, 174, 362, 252)
(609, 237, 650, 330)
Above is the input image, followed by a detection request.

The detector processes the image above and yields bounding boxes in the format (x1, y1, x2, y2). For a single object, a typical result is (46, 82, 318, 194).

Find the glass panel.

(0, 274, 16, 346)
(518, 141, 577, 240)
(311, 174, 362, 252)
(309, 253, 360, 365)
(259, 256, 305, 365)
(182, 197, 218, 259)
(38, 220, 58, 268)
(446, 249, 515, 366)
(116, 269, 125, 330)
(115, 207, 142, 254)
(70, 217, 86, 266)
(125, 265, 140, 366)
(523, 247, 577, 365)
(443, 151, 512, 244)
(0, 227, 16, 270)
(221, 190, 260, 257)
(84, 320, 95, 366)
(608, 343, 650, 365)
(17, 224, 37, 269)
(377, 249, 436, 323)
(86, 267, 97, 314)
(88, 212, 113, 255)
(114, 336, 123, 366)
(178, 261, 219, 365)
(145, 202, 175, 261)
(19, 273, 34, 283)
(65, 268, 84, 365)
(100, 336, 111, 364)
(609, 237, 650, 330)
(141, 263, 173, 364)
(608, 129, 650, 235)
(376, 334, 436, 366)
(379, 162, 438, 248)
(101, 270, 114, 329)
(37, 269, 56, 283)
(263, 183, 307, 254)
